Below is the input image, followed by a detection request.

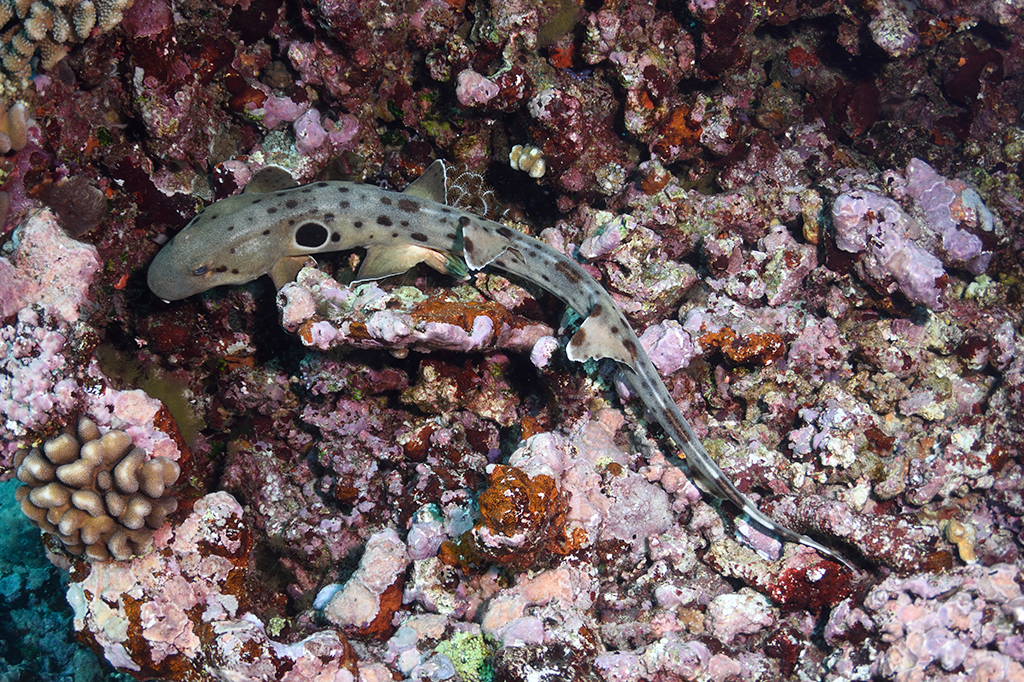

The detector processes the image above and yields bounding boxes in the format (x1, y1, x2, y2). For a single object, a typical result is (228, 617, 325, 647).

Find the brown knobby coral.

(14, 415, 180, 561)
(0, 101, 28, 153)
(41, 175, 108, 237)
(0, 101, 28, 226)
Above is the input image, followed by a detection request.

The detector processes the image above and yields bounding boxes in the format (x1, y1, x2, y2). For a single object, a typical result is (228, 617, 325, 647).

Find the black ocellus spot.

(296, 222, 329, 247)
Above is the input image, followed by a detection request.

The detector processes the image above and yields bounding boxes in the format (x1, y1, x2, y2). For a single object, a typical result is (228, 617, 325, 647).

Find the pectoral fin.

(566, 307, 638, 365)
(271, 255, 316, 289)
(245, 166, 299, 194)
(355, 244, 454, 282)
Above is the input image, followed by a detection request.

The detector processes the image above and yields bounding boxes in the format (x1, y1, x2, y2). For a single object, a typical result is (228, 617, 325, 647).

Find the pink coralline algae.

(788, 389, 880, 469)
(639, 320, 696, 376)
(260, 94, 309, 130)
(318, 528, 410, 636)
(291, 108, 361, 158)
(904, 157, 995, 275)
(0, 307, 80, 461)
(706, 589, 775, 645)
(570, 206, 698, 325)
(827, 563, 1024, 682)
(455, 70, 500, 107)
(0, 297, 184, 480)
(293, 108, 328, 156)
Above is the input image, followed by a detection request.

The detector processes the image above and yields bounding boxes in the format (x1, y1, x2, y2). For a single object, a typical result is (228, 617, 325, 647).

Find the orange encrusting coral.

(440, 464, 585, 571)
(699, 327, 786, 366)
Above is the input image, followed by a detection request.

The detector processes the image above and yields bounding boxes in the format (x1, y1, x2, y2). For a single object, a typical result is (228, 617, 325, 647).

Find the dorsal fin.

(566, 306, 638, 366)
(245, 166, 299, 194)
(402, 159, 448, 203)
(355, 244, 453, 283)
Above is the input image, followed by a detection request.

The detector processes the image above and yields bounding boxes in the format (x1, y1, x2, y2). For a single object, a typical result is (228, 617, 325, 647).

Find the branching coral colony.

(0, 0, 133, 90)
(1, 0, 1023, 679)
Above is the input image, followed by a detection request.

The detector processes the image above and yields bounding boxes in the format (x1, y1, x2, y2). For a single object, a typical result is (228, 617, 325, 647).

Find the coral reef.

(826, 563, 1024, 681)
(0, 0, 1022, 679)
(318, 528, 410, 637)
(0, 306, 81, 458)
(832, 157, 999, 309)
(279, 266, 552, 355)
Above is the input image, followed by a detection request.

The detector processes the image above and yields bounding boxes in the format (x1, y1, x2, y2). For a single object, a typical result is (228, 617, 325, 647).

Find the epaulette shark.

(148, 159, 855, 570)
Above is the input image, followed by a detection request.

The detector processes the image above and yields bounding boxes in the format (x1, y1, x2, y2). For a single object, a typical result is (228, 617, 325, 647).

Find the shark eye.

(193, 266, 208, 276)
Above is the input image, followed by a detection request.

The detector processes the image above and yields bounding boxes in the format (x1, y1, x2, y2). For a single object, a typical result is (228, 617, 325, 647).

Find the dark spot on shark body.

(555, 261, 583, 285)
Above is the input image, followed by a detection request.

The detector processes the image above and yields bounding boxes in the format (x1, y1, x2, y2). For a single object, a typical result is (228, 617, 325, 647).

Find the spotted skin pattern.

(148, 161, 852, 569)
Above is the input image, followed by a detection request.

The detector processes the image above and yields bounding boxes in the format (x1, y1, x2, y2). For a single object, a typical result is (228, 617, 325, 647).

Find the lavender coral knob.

(831, 189, 948, 310)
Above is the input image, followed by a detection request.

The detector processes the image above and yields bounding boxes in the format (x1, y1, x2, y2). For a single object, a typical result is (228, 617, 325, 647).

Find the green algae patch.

(434, 631, 493, 682)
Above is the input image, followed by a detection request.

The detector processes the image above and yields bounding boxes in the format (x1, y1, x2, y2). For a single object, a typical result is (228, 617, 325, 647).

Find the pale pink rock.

(420, 316, 495, 351)
(640, 637, 710, 678)
(832, 190, 947, 309)
(322, 529, 410, 629)
(456, 70, 499, 107)
(5, 209, 101, 322)
(278, 282, 318, 333)
(708, 653, 744, 682)
(0, 256, 40, 317)
(0, 307, 82, 460)
(497, 616, 545, 646)
(905, 157, 994, 275)
(85, 387, 182, 463)
(579, 216, 624, 259)
(640, 320, 696, 375)
(294, 109, 328, 155)
(262, 95, 308, 130)
(327, 114, 360, 151)
(529, 335, 560, 368)
(66, 492, 349, 677)
(594, 652, 644, 682)
(706, 589, 775, 644)
(481, 594, 527, 637)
